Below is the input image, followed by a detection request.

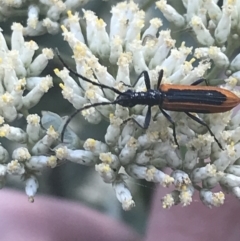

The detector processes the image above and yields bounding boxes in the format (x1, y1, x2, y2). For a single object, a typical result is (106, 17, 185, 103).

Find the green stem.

(20, 108, 29, 118)
(206, 66, 222, 85)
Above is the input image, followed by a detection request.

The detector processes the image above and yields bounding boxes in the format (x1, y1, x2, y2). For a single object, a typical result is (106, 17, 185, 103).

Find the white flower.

(113, 174, 135, 211)
(7, 160, 25, 175)
(2, 0, 240, 210)
(52, 0, 240, 210)
(25, 175, 39, 202)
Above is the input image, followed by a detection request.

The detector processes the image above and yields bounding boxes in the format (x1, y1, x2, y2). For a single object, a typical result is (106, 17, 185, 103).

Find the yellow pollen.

(67, 10, 72, 18)
(59, 83, 65, 90)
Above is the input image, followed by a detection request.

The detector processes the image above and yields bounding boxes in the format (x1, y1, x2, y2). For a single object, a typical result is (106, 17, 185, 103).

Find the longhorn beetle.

(56, 49, 240, 149)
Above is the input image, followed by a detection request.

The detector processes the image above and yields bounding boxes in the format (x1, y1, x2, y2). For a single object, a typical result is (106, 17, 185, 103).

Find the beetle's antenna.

(55, 48, 124, 95)
(61, 101, 117, 141)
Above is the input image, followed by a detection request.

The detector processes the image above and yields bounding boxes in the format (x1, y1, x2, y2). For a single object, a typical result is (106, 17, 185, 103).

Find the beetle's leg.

(122, 117, 145, 129)
(122, 106, 152, 129)
(159, 107, 179, 148)
(143, 106, 151, 128)
(157, 69, 164, 88)
(185, 112, 223, 149)
(120, 71, 151, 90)
(191, 78, 208, 86)
(132, 70, 151, 90)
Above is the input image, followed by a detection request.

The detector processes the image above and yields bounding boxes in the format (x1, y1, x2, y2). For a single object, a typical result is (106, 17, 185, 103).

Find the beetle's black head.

(115, 89, 136, 107)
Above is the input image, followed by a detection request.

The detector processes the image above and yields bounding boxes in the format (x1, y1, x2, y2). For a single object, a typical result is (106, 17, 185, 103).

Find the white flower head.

(1, 0, 240, 210)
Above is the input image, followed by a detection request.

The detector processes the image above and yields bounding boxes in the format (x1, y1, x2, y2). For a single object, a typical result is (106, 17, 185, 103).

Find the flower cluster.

(0, 22, 56, 202)
(2, 0, 240, 211)
(55, 0, 240, 210)
(0, 0, 91, 36)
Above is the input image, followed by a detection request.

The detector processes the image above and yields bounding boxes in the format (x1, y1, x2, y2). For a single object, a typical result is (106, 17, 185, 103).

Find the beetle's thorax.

(115, 89, 164, 107)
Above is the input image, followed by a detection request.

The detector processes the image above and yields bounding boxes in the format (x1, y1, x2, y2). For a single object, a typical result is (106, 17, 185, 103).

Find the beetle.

(56, 49, 240, 149)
